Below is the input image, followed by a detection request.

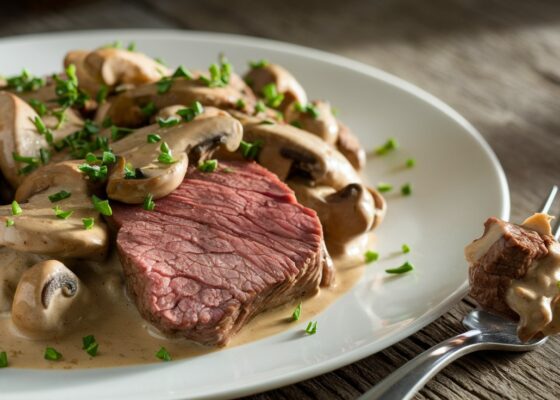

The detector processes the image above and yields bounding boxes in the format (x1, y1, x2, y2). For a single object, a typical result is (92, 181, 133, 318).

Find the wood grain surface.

(1, 1, 559, 399)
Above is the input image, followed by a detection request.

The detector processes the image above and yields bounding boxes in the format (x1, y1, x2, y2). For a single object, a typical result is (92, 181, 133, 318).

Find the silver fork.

(359, 186, 560, 400)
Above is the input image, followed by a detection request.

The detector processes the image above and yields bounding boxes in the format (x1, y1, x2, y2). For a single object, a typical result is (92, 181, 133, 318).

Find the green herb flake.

(249, 59, 269, 69)
(48, 190, 71, 203)
(147, 133, 161, 143)
(375, 138, 399, 155)
(156, 77, 173, 94)
(53, 64, 88, 108)
(177, 101, 204, 122)
(235, 99, 246, 110)
(172, 65, 193, 80)
(198, 159, 218, 173)
(386, 261, 414, 275)
(39, 148, 50, 165)
(91, 195, 112, 216)
(110, 125, 134, 141)
(53, 205, 73, 220)
(158, 141, 176, 164)
(102, 151, 116, 165)
(406, 158, 416, 168)
(292, 302, 302, 321)
(143, 194, 156, 211)
(0, 351, 7, 368)
(377, 183, 393, 193)
(44, 347, 62, 361)
(364, 250, 379, 264)
(402, 244, 411, 254)
(29, 99, 48, 116)
(141, 101, 157, 117)
(262, 83, 284, 108)
(294, 102, 319, 119)
(6, 69, 45, 92)
(155, 346, 172, 362)
(82, 217, 95, 230)
(82, 335, 99, 357)
(157, 117, 180, 128)
(290, 120, 303, 129)
(11, 201, 22, 216)
(96, 84, 109, 104)
(239, 140, 263, 160)
(254, 100, 266, 114)
(5, 219, 14, 228)
(401, 183, 412, 196)
(305, 321, 318, 335)
(32, 115, 48, 135)
(127, 42, 136, 52)
(78, 163, 108, 181)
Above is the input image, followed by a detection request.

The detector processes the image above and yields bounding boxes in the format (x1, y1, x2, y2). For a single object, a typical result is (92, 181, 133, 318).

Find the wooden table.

(2, 1, 559, 398)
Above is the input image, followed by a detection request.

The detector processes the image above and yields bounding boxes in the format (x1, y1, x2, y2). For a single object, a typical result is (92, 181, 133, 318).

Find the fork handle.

(358, 330, 483, 400)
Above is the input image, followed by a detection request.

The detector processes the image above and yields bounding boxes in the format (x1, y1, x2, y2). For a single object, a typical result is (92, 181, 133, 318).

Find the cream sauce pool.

(0, 239, 370, 369)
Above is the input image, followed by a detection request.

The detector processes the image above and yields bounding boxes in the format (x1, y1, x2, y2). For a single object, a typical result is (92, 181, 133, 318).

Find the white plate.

(0, 30, 509, 399)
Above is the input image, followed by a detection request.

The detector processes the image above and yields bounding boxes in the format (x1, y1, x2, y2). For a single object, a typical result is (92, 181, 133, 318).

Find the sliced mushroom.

(244, 63, 307, 110)
(0, 161, 109, 259)
(107, 112, 243, 203)
(64, 48, 170, 98)
(11, 260, 89, 338)
(96, 73, 256, 127)
(241, 120, 360, 189)
(0, 248, 45, 312)
(284, 100, 339, 145)
(0, 92, 48, 188)
(336, 122, 366, 170)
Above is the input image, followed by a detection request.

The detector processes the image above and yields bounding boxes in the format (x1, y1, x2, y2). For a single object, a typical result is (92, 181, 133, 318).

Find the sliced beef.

(111, 160, 333, 346)
(466, 217, 553, 317)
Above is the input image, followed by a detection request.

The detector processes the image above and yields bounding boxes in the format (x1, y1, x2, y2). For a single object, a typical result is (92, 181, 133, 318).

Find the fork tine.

(540, 185, 558, 214)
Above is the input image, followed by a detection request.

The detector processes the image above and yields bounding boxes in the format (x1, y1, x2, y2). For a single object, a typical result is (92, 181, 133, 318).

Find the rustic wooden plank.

(2, 1, 560, 399)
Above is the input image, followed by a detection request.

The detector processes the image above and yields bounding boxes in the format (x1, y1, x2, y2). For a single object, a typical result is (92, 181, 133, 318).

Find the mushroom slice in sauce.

(244, 63, 307, 110)
(64, 48, 170, 98)
(336, 122, 366, 170)
(0, 92, 49, 188)
(0, 161, 109, 259)
(95, 73, 256, 127)
(284, 100, 339, 145)
(107, 112, 243, 203)
(11, 260, 90, 339)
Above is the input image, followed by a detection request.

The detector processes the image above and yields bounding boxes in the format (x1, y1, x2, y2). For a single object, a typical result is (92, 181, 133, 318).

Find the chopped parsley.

(402, 244, 411, 254)
(39, 148, 50, 165)
(5, 69, 45, 92)
(48, 190, 71, 203)
(254, 100, 266, 114)
(157, 117, 180, 128)
(249, 59, 269, 69)
(143, 194, 156, 211)
(155, 347, 171, 362)
(5, 219, 14, 227)
(96, 84, 109, 104)
(78, 163, 108, 181)
(53, 205, 73, 220)
(406, 158, 416, 168)
(147, 133, 161, 143)
(12, 152, 40, 175)
(82, 217, 95, 230)
(44, 347, 62, 361)
(377, 183, 393, 193)
(172, 65, 193, 80)
(156, 77, 173, 94)
(364, 250, 379, 264)
(124, 163, 143, 179)
(53, 64, 88, 108)
(198, 159, 218, 173)
(386, 261, 414, 274)
(53, 120, 107, 159)
(91, 195, 112, 216)
(0, 351, 7, 368)
(374, 138, 398, 155)
(262, 83, 284, 108)
(110, 125, 134, 141)
(158, 141, 176, 164)
(235, 99, 246, 110)
(127, 42, 136, 52)
(295, 102, 320, 119)
(11, 201, 22, 216)
(239, 140, 263, 160)
(305, 321, 318, 335)
(292, 302, 302, 321)
(29, 99, 48, 116)
(199, 57, 232, 88)
(290, 120, 303, 128)
(141, 101, 157, 117)
(82, 335, 99, 357)
(177, 101, 204, 122)
(401, 183, 412, 196)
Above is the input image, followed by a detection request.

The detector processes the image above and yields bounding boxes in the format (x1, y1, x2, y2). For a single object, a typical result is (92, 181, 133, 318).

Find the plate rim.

(0, 29, 510, 399)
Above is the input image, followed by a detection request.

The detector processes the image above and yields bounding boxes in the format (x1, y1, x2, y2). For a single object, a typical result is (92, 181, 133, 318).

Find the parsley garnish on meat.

(143, 194, 156, 211)
(198, 159, 218, 173)
(239, 140, 263, 160)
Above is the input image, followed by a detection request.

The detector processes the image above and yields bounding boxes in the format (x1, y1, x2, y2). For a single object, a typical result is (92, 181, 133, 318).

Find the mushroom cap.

(244, 63, 307, 110)
(0, 92, 48, 188)
(107, 112, 243, 203)
(96, 73, 256, 127)
(284, 100, 339, 145)
(11, 260, 89, 338)
(0, 161, 109, 259)
(241, 119, 360, 189)
(65, 48, 170, 97)
(336, 121, 366, 170)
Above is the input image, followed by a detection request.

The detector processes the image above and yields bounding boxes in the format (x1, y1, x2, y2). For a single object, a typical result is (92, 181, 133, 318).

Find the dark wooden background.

(1, 1, 560, 398)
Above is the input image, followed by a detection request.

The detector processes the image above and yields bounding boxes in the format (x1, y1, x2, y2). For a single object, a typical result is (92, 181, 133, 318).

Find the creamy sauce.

(0, 238, 368, 369)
